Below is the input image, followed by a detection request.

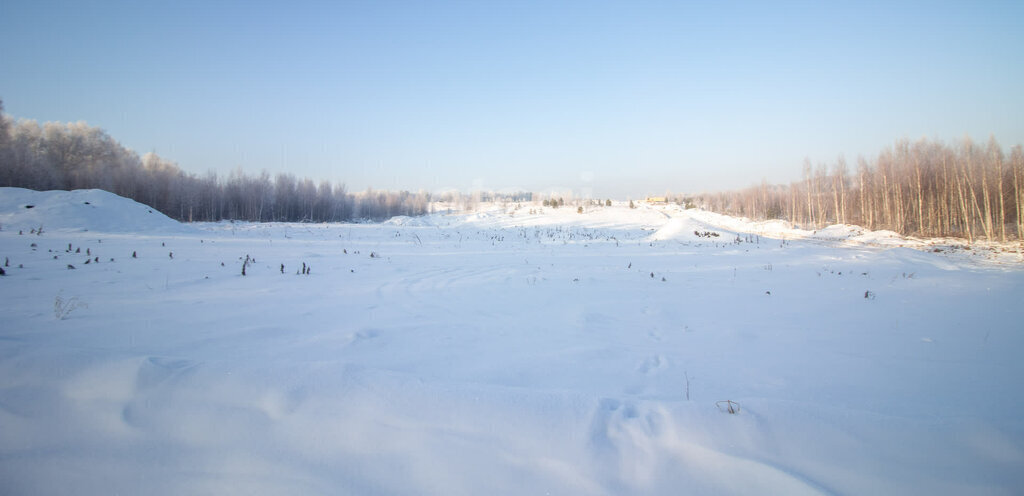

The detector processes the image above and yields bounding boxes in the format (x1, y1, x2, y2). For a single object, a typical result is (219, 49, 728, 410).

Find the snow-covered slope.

(0, 187, 185, 233)
(1, 190, 1022, 495)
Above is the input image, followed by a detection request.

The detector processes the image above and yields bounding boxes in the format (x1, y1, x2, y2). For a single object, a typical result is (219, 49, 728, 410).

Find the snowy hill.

(1, 190, 1023, 494)
(0, 187, 185, 233)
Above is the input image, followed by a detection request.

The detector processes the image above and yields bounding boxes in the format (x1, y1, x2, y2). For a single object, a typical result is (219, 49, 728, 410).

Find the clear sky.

(2, 0, 1022, 198)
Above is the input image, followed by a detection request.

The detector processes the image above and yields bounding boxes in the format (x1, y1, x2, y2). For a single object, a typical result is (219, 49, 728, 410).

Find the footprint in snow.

(345, 329, 380, 345)
(636, 354, 667, 375)
(588, 397, 670, 471)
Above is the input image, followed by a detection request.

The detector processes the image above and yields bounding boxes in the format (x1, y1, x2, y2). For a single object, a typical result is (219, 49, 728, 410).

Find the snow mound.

(382, 215, 434, 227)
(811, 224, 867, 240)
(848, 229, 907, 247)
(648, 212, 736, 241)
(805, 224, 905, 246)
(0, 188, 186, 233)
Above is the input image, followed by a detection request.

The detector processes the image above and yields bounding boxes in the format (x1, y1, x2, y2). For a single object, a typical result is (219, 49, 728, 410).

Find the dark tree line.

(688, 137, 1024, 242)
(0, 100, 429, 222)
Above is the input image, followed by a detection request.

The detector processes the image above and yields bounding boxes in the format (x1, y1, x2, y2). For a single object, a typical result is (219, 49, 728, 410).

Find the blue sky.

(2, 1, 1022, 198)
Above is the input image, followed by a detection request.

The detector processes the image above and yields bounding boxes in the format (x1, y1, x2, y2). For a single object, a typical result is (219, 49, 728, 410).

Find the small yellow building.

(645, 196, 667, 204)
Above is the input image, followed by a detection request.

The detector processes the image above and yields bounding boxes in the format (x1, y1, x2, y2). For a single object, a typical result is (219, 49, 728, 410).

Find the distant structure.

(645, 196, 667, 204)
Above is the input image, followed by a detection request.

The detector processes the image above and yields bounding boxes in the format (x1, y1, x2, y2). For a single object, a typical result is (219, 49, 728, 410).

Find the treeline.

(689, 137, 1024, 242)
(0, 100, 429, 222)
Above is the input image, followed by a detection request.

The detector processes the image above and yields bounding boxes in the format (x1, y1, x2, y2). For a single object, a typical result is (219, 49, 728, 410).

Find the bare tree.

(690, 137, 1021, 242)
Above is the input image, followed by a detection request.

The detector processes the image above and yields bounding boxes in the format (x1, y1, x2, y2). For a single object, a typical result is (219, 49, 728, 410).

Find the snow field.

(1, 189, 1023, 494)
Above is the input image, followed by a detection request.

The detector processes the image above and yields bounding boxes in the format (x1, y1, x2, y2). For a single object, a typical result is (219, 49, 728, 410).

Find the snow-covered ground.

(2, 187, 1023, 495)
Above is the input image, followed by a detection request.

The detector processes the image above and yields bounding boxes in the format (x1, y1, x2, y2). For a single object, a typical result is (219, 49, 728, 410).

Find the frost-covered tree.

(0, 103, 430, 223)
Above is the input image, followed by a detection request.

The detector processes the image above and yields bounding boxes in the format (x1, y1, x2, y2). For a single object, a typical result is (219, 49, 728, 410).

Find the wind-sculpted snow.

(1, 192, 1023, 494)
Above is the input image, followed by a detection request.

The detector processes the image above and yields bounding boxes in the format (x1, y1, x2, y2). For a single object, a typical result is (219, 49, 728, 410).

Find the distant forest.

(0, 100, 430, 222)
(2, 99, 1022, 241)
(687, 137, 1024, 242)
